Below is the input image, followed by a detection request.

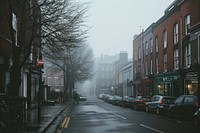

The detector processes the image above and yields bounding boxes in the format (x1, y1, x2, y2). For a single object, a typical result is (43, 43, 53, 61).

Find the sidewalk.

(18, 102, 72, 133)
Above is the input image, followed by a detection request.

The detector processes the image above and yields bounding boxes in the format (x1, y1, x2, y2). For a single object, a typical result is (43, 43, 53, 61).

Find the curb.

(55, 104, 73, 132)
(38, 102, 72, 133)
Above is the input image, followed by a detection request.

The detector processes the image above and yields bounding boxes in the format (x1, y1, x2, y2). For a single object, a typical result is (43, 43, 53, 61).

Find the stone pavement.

(17, 102, 72, 133)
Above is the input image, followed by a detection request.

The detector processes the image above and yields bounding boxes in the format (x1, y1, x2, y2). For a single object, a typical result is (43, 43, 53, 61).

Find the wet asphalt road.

(60, 95, 200, 133)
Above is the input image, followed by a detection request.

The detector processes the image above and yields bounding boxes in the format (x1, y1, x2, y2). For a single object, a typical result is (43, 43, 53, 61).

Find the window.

(150, 59, 153, 74)
(55, 77, 59, 86)
(145, 42, 148, 55)
(138, 47, 141, 59)
(156, 57, 159, 73)
(145, 60, 148, 75)
(175, 96, 184, 104)
(12, 13, 18, 46)
(134, 50, 137, 61)
(155, 36, 158, 53)
(174, 49, 179, 69)
(185, 43, 191, 67)
(174, 23, 178, 44)
(61, 78, 64, 86)
(134, 64, 137, 75)
(150, 38, 153, 53)
(164, 53, 167, 71)
(47, 77, 51, 86)
(163, 30, 167, 48)
(185, 15, 190, 35)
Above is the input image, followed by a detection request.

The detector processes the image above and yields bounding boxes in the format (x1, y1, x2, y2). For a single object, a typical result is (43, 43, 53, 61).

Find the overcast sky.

(81, 0, 175, 58)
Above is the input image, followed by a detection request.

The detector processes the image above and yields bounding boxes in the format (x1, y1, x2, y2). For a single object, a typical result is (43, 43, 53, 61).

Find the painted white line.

(111, 112, 127, 120)
(140, 124, 165, 133)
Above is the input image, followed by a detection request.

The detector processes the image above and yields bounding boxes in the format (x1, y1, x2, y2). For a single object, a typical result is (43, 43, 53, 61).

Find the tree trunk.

(9, 47, 21, 97)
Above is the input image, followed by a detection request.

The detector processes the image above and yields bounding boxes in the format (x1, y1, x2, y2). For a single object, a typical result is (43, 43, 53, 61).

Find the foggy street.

(58, 96, 200, 133)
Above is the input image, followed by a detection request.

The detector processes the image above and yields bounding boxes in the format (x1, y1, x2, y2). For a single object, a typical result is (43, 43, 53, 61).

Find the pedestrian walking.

(73, 91, 79, 104)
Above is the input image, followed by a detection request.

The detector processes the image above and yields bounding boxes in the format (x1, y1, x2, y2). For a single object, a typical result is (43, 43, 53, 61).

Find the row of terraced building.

(132, 0, 200, 99)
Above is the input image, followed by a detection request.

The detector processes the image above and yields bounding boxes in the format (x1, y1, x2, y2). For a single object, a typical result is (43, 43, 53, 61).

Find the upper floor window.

(185, 43, 191, 67)
(138, 47, 141, 59)
(174, 23, 178, 44)
(164, 53, 167, 71)
(174, 49, 179, 69)
(145, 42, 148, 55)
(134, 49, 137, 61)
(12, 13, 18, 46)
(150, 38, 153, 53)
(163, 30, 167, 48)
(155, 36, 158, 53)
(47, 77, 51, 86)
(61, 78, 64, 86)
(156, 57, 159, 73)
(185, 15, 190, 35)
(150, 59, 153, 74)
(145, 60, 148, 75)
(55, 77, 59, 86)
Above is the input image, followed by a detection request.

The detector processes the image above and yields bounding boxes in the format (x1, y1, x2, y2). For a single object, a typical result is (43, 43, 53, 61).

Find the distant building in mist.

(95, 54, 119, 95)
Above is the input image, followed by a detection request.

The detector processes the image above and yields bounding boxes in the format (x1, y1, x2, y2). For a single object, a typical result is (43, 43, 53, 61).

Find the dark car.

(79, 95, 87, 101)
(169, 95, 198, 119)
(120, 96, 135, 108)
(107, 96, 114, 104)
(133, 96, 150, 110)
(145, 95, 175, 115)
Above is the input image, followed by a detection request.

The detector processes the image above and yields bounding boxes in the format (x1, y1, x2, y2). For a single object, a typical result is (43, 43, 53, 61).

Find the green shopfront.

(154, 73, 180, 97)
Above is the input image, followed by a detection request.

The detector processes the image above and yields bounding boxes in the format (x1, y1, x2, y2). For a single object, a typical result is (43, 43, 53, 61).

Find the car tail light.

(195, 101, 198, 107)
(160, 99, 163, 105)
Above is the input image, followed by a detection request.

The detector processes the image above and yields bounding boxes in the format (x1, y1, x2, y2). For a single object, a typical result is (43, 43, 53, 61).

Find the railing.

(0, 96, 26, 132)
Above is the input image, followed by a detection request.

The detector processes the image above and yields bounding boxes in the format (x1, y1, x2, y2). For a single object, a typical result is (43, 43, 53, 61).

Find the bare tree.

(1, 0, 89, 97)
(41, 0, 89, 60)
(47, 43, 95, 99)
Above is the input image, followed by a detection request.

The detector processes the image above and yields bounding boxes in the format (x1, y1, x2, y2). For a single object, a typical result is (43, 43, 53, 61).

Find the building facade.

(95, 55, 118, 95)
(132, 0, 200, 98)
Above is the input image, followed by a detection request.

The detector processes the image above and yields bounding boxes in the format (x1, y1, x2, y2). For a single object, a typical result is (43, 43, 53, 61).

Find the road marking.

(111, 112, 127, 120)
(64, 117, 70, 128)
(56, 117, 70, 133)
(140, 124, 165, 133)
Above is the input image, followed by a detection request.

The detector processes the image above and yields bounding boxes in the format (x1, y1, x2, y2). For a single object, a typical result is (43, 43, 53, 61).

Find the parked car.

(133, 96, 150, 110)
(120, 96, 135, 108)
(145, 95, 175, 115)
(169, 95, 198, 119)
(194, 108, 200, 127)
(102, 94, 111, 102)
(107, 96, 114, 104)
(112, 95, 123, 106)
(79, 94, 87, 101)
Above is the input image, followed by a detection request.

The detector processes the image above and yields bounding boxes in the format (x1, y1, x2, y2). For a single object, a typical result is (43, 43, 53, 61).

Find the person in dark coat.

(73, 91, 79, 104)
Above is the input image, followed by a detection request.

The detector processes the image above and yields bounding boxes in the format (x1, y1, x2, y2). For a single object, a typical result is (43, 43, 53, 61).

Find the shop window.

(187, 82, 198, 95)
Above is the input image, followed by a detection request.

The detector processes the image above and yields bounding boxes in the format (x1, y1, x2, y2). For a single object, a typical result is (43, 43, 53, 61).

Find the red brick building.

(132, 0, 200, 98)
(152, 0, 200, 97)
